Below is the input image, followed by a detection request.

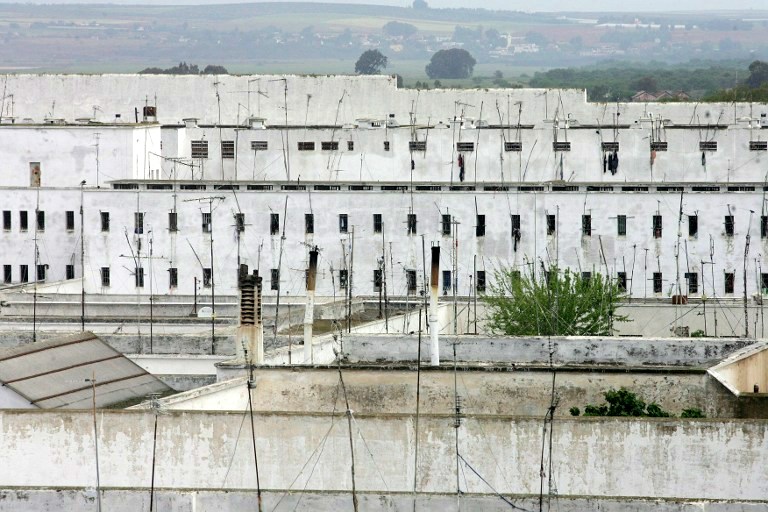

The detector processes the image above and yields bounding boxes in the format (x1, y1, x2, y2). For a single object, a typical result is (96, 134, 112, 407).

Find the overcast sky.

(0, 0, 766, 11)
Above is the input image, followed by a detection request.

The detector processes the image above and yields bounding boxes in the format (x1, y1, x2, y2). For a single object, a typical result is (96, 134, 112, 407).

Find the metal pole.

(80, 180, 86, 332)
(87, 375, 102, 512)
(209, 199, 215, 353)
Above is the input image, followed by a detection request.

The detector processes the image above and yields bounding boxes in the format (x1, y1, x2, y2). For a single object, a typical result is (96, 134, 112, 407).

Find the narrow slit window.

(202, 212, 211, 233)
(203, 268, 212, 287)
(442, 270, 451, 295)
(2, 210, 11, 230)
(19, 211, 28, 232)
(169, 267, 178, 288)
(546, 214, 556, 236)
(65, 211, 75, 231)
(476, 214, 485, 237)
(20, 265, 28, 283)
(724, 215, 734, 236)
(134, 212, 144, 235)
(373, 269, 382, 292)
(305, 213, 314, 234)
(724, 272, 735, 294)
(373, 213, 383, 234)
(653, 272, 662, 293)
(168, 211, 178, 232)
(685, 272, 698, 294)
(3, 265, 11, 284)
(476, 270, 486, 293)
(617, 215, 627, 236)
(270, 269, 280, 291)
(339, 214, 349, 233)
(135, 267, 144, 288)
(407, 270, 417, 294)
(617, 272, 627, 292)
(653, 215, 662, 238)
(235, 213, 245, 233)
(407, 213, 417, 235)
(36, 211, 45, 232)
(66, 264, 75, 280)
(339, 269, 348, 289)
(100, 211, 110, 232)
(441, 214, 451, 236)
(270, 213, 279, 235)
(762, 215, 768, 239)
(100, 267, 110, 287)
(582, 214, 591, 236)
(689, 215, 698, 237)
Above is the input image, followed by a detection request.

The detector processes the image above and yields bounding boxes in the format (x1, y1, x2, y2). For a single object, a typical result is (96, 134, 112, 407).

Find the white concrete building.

(1, 73, 768, 301)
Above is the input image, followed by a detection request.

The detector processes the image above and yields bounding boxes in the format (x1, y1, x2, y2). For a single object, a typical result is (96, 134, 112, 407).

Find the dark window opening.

(546, 214, 556, 236)
(456, 142, 475, 152)
(221, 140, 235, 159)
(168, 211, 178, 232)
(724, 215, 734, 236)
(270, 213, 279, 235)
(762, 273, 768, 294)
(347, 141, 354, 151)
(134, 212, 144, 235)
(202, 212, 211, 233)
(19, 211, 28, 232)
(407, 270, 417, 294)
(235, 213, 245, 233)
(653, 215, 662, 238)
(2, 211, 10, 230)
(191, 140, 208, 159)
(135, 267, 144, 288)
(3, 265, 11, 284)
(66, 211, 75, 231)
(66, 264, 75, 280)
(384, 141, 390, 151)
(581, 272, 592, 284)
(100, 212, 110, 232)
(203, 268, 212, 287)
(762, 216, 768, 239)
(373, 269, 382, 292)
(442, 270, 451, 295)
(373, 213, 383, 234)
(553, 141, 571, 152)
(339, 214, 348, 233)
(36, 211, 45, 231)
(582, 214, 592, 236)
(321, 141, 339, 151)
(100, 267, 110, 287)
(685, 272, 698, 294)
(504, 142, 522, 152)
(476, 270, 486, 293)
(297, 141, 315, 151)
(271, 269, 280, 291)
(339, 269, 348, 289)
(250, 140, 268, 151)
(409, 141, 427, 151)
(441, 214, 451, 236)
(407, 213, 417, 235)
(617, 272, 627, 292)
(476, 214, 486, 237)
(724, 272, 735, 294)
(36, 264, 46, 281)
(617, 215, 627, 236)
(305, 213, 314, 234)
(20, 265, 28, 283)
(653, 272, 662, 293)
(169, 267, 178, 288)
(689, 215, 698, 237)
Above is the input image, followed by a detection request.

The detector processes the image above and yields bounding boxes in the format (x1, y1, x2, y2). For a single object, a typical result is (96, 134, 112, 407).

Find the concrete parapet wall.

(343, 335, 751, 367)
(0, 410, 766, 502)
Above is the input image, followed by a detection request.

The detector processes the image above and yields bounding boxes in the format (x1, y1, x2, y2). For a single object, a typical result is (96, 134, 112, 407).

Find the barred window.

(191, 140, 209, 159)
(221, 140, 235, 159)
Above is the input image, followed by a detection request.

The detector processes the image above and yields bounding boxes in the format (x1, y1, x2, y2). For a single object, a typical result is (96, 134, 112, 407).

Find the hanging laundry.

(701, 152, 706, 166)
(458, 154, 465, 182)
(603, 153, 608, 173)
(610, 150, 619, 175)
(650, 149, 657, 166)
(411, 159, 415, 171)
(512, 228, 521, 252)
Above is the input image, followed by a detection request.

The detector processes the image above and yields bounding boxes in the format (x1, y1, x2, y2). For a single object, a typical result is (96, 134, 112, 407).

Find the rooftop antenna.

(270, 78, 290, 180)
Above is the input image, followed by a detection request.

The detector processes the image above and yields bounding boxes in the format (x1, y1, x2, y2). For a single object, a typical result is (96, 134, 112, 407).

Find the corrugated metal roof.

(0, 331, 171, 409)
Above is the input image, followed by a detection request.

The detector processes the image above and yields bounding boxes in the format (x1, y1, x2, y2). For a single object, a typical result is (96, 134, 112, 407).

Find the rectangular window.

(305, 213, 314, 234)
(65, 210, 75, 231)
(270, 269, 280, 291)
(685, 272, 698, 294)
(347, 140, 354, 151)
(134, 212, 144, 235)
(456, 142, 475, 152)
(511, 214, 521, 233)
(383, 141, 390, 152)
(339, 214, 349, 233)
(442, 270, 451, 295)
(2, 211, 10, 230)
(235, 213, 245, 233)
(617, 215, 627, 236)
(270, 213, 279, 235)
(36, 264, 46, 281)
(250, 140, 268, 151)
(476, 215, 486, 237)
(407, 269, 417, 294)
(339, 269, 348, 289)
(191, 140, 209, 159)
(19, 211, 28, 232)
(476, 270, 486, 293)
(441, 214, 451, 236)
(553, 141, 571, 152)
(699, 141, 718, 151)
(750, 141, 768, 151)
(297, 142, 315, 151)
(762, 216, 768, 239)
(65, 264, 75, 280)
(617, 272, 627, 292)
(650, 141, 668, 151)
(135, 267, 144, 288)
(582, 214, 591, 236)
(203, 268, 212, 287)
(101, 267, 110, 287)
(546, 214, 556, 236)
(689, 215, 698, 237)
(373, 269, 382, 292)
(373, 213, 383, 234)
(581, 271, 592, 284)
(724, 215, 734, 236)
(3, 265, 11, 284)
(321, 141, 339, 151)
(762, 273, 768, 293)
(407, 213, 417, 235)
(202, 212, 211, 233)
(653, 272, 662, 293)
(100, 212, 110, 232)
(168, 267, 178, 288)
(504, 141, 522, 152)
(409, 141, 427, 152)
(724, 272, 735, 294)
(653, 215, 662, 238)
(601, 141, 619, 151)
(221, 140, 235, 159)
(168, 211, 178, 232)
(36, 211, 45, 231)
(20, 265, 28, 283)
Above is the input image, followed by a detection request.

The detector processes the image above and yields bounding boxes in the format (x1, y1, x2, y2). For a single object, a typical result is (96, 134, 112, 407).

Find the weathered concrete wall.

(162, 366, 749, 418)
(0, 488, 764, 512)
(343, 335, 751, 367)
(0, 410, 766, 502)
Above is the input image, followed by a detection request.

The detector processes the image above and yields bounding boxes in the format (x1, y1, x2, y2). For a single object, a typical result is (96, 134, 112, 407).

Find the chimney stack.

(238, 266, 264, 365)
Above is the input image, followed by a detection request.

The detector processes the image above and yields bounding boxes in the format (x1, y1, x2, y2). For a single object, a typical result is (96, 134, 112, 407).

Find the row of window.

(2, 209, 761, 239)
(189, 139, 768, 158)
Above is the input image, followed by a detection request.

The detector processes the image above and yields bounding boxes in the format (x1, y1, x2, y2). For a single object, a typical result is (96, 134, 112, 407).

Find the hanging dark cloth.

(458, 154, 465, 182)
(603, 153, 608, 173)
(610, 150, 619, 175)
(701, 152, 706, 166)
(411, 159, 415, 171)
(512, 228, 521, 252)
